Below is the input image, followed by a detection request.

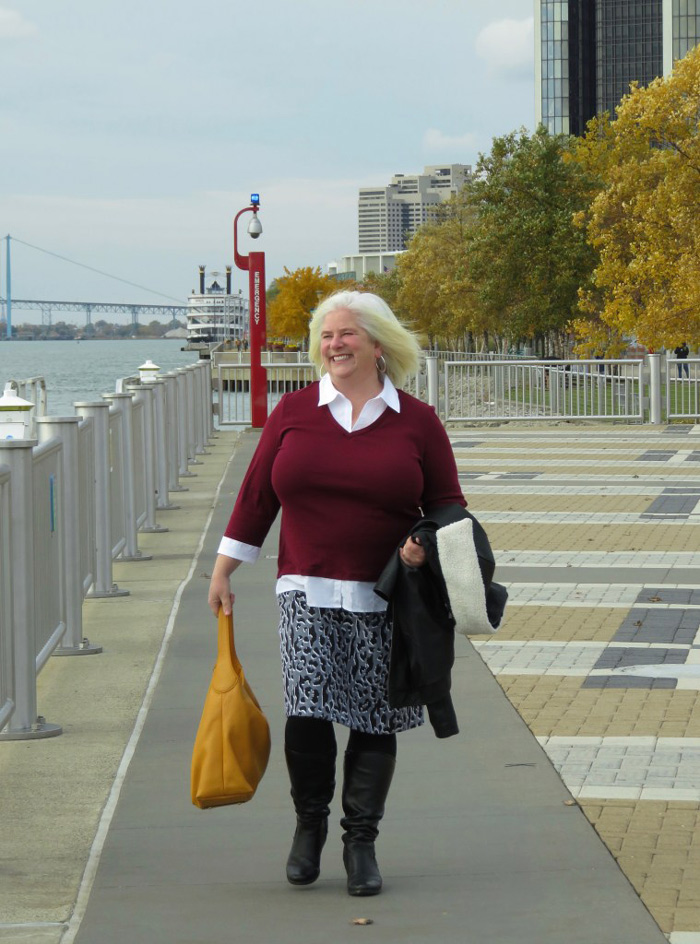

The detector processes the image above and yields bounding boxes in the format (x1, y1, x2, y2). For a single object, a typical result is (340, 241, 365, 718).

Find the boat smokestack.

(199, 266, 205, 294)
(226, 266, 232, 294)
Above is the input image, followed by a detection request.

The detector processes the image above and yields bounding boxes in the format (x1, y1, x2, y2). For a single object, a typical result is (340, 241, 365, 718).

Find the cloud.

(475, 17, 534, 78)
(423, 128, 479, 154)
(0, 7, 37, 38)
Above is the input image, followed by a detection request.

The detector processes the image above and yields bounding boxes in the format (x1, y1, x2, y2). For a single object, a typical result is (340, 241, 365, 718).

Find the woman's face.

(320, 308, 382, 389)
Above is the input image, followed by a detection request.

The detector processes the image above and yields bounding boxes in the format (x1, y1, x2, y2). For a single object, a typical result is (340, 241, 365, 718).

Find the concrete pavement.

(3, 422, 699, 943)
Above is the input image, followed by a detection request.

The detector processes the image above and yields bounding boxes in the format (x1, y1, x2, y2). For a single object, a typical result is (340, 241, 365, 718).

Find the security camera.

(247, 215, 263, 239)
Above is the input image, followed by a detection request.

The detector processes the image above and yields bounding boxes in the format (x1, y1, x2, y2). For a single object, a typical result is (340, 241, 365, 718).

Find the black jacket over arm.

(374, 503, 507, 739)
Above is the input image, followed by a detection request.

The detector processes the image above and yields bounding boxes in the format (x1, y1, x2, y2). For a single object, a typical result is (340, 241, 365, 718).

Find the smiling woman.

(318, 309, 382, 422)
(208, 289, 466, 898)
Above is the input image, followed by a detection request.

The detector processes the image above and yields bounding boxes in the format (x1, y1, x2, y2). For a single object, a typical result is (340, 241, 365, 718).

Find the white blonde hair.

(308, 290, 422, 388)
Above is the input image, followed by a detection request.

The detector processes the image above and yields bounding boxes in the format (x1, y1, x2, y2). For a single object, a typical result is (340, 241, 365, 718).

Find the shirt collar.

(318, 372, 401, 412)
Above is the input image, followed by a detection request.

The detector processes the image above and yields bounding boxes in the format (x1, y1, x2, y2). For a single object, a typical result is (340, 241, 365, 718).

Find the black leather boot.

(285, 747, 336, 886)
(340, 750, 396, 897)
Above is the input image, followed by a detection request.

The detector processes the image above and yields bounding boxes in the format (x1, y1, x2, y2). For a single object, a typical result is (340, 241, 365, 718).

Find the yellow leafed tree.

(571, 45, 700, 352)
(266, 267, 337, 341)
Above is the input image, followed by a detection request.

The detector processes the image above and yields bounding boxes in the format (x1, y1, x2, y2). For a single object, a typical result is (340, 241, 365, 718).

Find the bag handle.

(211, 607, 243, 692)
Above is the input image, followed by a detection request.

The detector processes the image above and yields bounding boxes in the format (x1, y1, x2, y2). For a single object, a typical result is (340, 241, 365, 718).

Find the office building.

(535, 0, 700, 135)
(358, 165, 471, 253)
(328, 252, 403, 282)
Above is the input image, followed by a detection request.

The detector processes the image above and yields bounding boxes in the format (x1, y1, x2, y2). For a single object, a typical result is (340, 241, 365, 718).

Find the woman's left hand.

(400, 534, 426, 568)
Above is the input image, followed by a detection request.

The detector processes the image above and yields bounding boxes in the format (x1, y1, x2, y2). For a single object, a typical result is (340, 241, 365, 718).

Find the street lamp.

(233, 194, 267, 428)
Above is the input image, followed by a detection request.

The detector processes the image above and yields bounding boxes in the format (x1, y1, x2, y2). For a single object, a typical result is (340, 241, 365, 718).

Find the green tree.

(395, 189, 481, 347)
(464, 127, 598, 353)
(356, 268, 403, 312)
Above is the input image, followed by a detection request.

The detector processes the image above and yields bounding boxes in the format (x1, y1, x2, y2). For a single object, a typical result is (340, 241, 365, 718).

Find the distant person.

(675, 342, 690, 378)
(208, 291, 465, 897)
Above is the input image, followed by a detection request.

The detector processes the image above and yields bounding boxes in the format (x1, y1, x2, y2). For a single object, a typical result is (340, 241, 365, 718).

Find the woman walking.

(208, 290, 465, 896)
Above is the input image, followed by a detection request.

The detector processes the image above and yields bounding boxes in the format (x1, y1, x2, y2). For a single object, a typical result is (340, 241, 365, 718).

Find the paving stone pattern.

(450, 425, 700, 938)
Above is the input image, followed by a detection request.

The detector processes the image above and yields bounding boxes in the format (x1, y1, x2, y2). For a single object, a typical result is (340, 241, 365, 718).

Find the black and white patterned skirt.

(277, 590, 424, 735)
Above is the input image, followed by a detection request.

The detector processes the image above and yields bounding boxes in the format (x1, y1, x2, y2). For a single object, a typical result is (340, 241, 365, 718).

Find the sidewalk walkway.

(4, 424, 697, 944)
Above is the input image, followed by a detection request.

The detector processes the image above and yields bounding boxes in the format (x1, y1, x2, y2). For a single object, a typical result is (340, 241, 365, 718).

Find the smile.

(331, 355, 352, 362)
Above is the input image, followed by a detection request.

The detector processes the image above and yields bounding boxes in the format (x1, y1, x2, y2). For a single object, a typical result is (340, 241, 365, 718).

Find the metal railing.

(0, 359, 214, 739)
(0, 465, 13, 731)
(666, 358, 700, 420)
(217, 362, 317, 425)
(213, 351, 700, 425)
(444, 358, 645, 423)
(31, 440, 66, 671)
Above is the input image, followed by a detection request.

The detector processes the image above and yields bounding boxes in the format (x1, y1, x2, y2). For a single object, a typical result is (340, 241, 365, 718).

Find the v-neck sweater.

(224, 382, 465, 583)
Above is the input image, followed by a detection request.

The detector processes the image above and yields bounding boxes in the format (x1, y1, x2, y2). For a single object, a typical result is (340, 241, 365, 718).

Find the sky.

(0, 0, 535, 323)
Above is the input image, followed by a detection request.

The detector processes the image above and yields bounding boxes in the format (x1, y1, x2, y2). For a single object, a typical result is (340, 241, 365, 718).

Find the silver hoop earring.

(319, 365, 327, 378)
(376, 355, 387, 374)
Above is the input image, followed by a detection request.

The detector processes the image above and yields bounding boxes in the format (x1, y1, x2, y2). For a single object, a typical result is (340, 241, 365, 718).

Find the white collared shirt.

(217, 376, 401, 612)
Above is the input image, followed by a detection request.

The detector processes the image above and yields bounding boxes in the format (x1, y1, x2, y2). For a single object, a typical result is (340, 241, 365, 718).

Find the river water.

(0, 339, 199, 415)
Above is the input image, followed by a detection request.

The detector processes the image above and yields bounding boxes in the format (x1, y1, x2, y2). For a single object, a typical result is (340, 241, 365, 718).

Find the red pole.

(233, 204, 267, 428)
(248, 251, 267, 428)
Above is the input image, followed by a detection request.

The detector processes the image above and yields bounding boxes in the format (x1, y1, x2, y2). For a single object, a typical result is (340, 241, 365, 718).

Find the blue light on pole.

(250, 193, 260, 206)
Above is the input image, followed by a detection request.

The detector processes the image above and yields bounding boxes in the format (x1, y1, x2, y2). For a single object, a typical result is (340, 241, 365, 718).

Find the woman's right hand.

(208, 574, 234, 617)
(208, 554, 241, 616)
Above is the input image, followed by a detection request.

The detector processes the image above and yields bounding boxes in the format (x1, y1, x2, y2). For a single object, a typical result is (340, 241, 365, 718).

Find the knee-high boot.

(285, 747, 336, 885)
(340, 750, 396, 897)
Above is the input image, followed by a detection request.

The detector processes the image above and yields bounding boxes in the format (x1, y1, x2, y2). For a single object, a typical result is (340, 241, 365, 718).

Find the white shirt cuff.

(217, 537, 261, 562)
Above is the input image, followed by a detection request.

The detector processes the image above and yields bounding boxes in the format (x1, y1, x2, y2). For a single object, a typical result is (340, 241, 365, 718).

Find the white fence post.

(194, 361, 211, 450)
(0, 440, 62, 740)
(183, 367, 202, 463)
(162, 372, 188, 492)
(202, 359, 215, 438)
(150, 378, 179, 510)
(188, 365, 207, 457)
(126, 385, 168, 535)
(102, 392, 153, 563)
(648, 353, 663, 425)
(426, 355, 438, 411)
(174, 370, 195, 478)
(0, 465, 14, 731)
(36, 417, 102, 656)
(75, 402, 130, 599)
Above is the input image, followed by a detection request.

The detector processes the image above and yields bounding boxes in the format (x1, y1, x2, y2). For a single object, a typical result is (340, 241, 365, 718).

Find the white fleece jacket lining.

(436, 518, 500, 636)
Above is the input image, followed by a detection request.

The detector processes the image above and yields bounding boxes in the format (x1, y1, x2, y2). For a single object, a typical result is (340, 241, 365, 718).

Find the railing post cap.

(0, 437, 37, 448)
(74, 401, 110, 409)
(36, 415, 80, 423)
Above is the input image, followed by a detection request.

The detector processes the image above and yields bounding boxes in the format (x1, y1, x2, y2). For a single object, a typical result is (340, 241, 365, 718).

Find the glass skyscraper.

(535, 0, 700, 135)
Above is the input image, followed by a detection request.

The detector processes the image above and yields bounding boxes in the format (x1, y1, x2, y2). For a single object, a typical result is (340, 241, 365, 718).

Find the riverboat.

(186, 266, 248, 348)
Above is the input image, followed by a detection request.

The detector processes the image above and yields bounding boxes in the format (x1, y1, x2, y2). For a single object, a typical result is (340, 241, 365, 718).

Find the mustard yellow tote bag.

(191, 608, 271, 809)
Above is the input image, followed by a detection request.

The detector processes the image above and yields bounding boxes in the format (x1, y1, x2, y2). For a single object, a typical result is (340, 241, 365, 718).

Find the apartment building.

(358, 164, 471, 253)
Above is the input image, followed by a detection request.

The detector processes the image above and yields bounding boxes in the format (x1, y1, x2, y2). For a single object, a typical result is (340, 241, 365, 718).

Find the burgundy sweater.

(224, 383, 466, 582)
